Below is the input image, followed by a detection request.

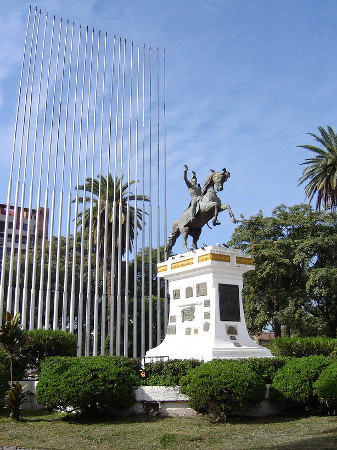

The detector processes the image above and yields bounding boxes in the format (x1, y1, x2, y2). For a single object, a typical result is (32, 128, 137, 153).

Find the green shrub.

(313, 362, 337, 412)
(36, 356, 140, 415)
(270, 337, 337, 358)
(180, 360, 266, 419)
(0, 347, 26, 381)
(143, 359, 202, 386)
(0, 361, 10, 402)
(22, 329, 77, 370)
(239, 357, 289, 384)
(271, 355, 332, 410)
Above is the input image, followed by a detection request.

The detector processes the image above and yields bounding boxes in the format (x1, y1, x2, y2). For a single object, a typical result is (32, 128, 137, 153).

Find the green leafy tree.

(298, 126, 337, 211)
(229, 204, 337, 337)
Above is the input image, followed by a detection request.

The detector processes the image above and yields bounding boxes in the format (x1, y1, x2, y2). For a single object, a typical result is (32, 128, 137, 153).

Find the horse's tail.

(166, 221, 180, 255)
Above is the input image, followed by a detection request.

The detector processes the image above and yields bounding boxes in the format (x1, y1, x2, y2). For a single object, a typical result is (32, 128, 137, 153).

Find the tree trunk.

(273, 321, 282, 337)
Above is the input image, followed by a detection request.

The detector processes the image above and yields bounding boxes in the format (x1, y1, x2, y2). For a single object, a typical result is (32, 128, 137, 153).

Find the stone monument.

(145, 166, 272, 361)
(145, 245, 272, 361)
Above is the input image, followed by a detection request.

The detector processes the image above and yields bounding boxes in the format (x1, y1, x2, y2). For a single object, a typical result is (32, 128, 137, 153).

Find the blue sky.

(0, 0, 336, 246)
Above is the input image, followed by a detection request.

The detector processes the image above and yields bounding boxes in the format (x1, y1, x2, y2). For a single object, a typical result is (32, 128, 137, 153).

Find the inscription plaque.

(173, 289, 180, 300)
(226, 325, 238, 335)
(219, 284, 241, 322)
(185, 286, 193, 298)
(196, 282, 207, 296)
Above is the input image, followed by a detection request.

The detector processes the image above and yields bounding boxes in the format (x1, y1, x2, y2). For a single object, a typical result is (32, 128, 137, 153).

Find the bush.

(313, 362, 337, 412)
(271, 355, 333, 410)
(270, 337, 337, 358)
(0, 347, 26, 381)
(180, 360, 266, 419)
(239, 357, 289, 384)
(36, 356, 140, 415)
(143, 359, 202, 386)
(0, 361, 10, 401)
(22, 329, 77, 370)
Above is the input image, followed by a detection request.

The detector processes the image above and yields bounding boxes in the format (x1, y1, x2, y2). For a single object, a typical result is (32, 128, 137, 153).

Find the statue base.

(145, 245, 272, 362)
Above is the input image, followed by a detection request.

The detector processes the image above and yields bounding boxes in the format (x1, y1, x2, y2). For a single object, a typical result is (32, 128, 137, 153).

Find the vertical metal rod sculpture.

(7, 8, 38, 314)
(27, 12, 48, 330)
(1, 7, 167, 358)
(0, 6, 32, 323)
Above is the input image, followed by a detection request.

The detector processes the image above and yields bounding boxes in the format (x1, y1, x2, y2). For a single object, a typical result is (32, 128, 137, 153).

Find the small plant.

(180, 360, 266, 420)
(0, 312, 28, 421)
(2, 382, 28, 421)
(0, 312, 27, 386)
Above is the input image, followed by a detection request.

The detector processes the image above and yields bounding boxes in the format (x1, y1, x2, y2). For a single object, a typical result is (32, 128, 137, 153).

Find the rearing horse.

(166, 169, 237, 253)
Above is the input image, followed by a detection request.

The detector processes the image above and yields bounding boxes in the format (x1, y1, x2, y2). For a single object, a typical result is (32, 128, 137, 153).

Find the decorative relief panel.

(185, 286, 193, 298)
(181, 306, 195, 322)
(173, 289, 180, 300)
(196, 282, 207, 296)
(203, 322, 210, 332)
(193, 328, 199, 335)
(204, 299, 210, 307)
(204, 312, 210, 319)
(185, 328, 191, 335)
(169, 315, 176, 323)
(167, 325, 176, 335)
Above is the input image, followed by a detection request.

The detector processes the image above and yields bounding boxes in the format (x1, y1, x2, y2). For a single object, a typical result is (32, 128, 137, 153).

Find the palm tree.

(74, 174, 149, 290)
(298, 126, 337, 211)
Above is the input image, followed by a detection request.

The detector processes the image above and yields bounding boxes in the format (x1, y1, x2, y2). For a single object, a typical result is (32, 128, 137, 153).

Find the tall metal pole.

(0, 5, 32, 322)
(6, 7, 38, 314)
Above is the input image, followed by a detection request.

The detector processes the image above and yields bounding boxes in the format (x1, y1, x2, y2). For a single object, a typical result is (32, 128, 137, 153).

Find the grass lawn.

(1, 411, 337, 449)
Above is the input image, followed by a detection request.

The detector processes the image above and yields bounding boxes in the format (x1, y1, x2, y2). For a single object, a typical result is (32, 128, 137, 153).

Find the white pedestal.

(146, 245, 272, 362)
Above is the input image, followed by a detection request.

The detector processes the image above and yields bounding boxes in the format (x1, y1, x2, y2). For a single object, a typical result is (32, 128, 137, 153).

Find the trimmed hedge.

(22, 329, 77, 370)
(180, 360, 266, 419)
(313, 362, 337, 412)
(36, 356, 140, 415)
(270, 337, 337, 358)
(271, 355, 333, 410)
(239, 357, 289, 384)
(143, 359, 202, 386)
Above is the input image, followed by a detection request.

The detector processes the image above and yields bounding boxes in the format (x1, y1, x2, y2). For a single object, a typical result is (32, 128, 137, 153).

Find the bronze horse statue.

(166, 168, 237, 254)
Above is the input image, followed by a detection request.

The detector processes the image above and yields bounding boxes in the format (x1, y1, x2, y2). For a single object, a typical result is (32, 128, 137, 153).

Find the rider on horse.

(184, 165, 201, 220)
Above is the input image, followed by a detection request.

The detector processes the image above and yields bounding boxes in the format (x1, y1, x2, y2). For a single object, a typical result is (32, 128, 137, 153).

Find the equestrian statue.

(166, 165, 237, 254)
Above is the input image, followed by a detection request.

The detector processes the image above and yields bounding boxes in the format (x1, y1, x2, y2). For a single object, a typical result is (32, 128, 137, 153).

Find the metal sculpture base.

(145, 246, 272, 362)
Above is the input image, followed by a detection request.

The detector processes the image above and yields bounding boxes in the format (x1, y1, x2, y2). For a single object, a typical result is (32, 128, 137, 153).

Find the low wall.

(18, 381, 284, 417)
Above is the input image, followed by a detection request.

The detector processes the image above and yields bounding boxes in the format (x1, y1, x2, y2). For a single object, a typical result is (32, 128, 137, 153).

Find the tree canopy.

(229, 204, 337, 337)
